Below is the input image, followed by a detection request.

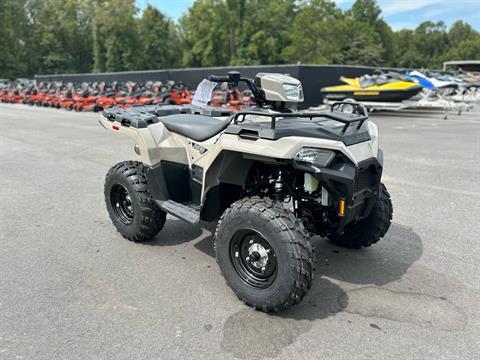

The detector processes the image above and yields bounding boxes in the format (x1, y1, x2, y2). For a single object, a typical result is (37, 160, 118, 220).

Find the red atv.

(163, 82, 192, 105)
(74, 90, 100, 112)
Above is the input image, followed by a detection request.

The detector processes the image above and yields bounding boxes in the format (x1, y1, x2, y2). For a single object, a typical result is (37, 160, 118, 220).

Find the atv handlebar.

(208, 71, 265, 104)
(208, 71, 241, 85)
(208, 75, 231, 83)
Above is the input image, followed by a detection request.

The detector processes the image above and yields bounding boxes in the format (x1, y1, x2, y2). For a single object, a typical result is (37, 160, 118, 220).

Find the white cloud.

(332, 0, 445, 14)
(380, 0, 443, 16)
(379, 0, 479, 16)
(422, 6, 450, 18)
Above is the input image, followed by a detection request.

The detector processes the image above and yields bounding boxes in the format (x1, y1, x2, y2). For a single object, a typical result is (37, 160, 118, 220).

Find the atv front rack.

(233, 108, 368, 133)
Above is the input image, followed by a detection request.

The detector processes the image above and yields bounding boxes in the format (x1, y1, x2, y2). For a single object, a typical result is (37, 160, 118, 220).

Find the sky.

(136, 0, 480, 31)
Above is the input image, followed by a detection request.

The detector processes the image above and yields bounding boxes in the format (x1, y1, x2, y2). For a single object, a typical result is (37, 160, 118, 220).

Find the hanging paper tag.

(191, 79, 217, 108)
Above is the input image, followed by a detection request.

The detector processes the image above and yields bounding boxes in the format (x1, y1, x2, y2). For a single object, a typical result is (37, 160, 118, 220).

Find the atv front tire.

(105, 161, 166, 242)
(215, 197, 314, 312)
(329, 183, 393, 248)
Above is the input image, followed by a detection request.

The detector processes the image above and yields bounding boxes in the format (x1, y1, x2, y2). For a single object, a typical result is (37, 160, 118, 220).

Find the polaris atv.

(100, 71, 393, 312)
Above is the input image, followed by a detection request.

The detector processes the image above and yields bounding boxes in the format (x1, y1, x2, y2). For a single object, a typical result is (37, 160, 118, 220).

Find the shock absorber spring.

(273, 170, 284, 200)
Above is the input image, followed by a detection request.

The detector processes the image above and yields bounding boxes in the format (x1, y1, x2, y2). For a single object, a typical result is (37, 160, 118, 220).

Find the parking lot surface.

(1, 104, 479, 359)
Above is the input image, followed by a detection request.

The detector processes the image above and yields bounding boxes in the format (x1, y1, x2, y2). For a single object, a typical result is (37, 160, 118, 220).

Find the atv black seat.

(159, 114, 230, 142)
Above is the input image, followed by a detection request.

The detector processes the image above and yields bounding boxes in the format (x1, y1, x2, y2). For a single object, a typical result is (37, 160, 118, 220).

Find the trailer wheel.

(215, 197, 314, 312)
(105, 161, 166, 242)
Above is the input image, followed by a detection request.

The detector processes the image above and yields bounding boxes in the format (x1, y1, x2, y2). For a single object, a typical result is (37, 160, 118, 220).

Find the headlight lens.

(294, 148, 335, 167)
(282, 83, 304, 101)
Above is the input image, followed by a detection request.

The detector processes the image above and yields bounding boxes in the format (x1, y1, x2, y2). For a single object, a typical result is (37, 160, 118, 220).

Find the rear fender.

(99, 115, 157, 165)
(99, 115, 189, 167)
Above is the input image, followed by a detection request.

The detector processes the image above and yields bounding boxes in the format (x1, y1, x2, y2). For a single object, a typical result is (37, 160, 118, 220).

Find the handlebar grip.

(208, 75, 230, 83)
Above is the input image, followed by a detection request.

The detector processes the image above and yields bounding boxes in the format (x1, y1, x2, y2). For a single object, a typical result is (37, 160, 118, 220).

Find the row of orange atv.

(0, 79, 254, 111)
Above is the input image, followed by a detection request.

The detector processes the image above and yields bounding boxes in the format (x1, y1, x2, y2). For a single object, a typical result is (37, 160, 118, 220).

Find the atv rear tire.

(329, 183, 392, 248)
(215, 197, 314, 312)
(105, 161, 166, 242)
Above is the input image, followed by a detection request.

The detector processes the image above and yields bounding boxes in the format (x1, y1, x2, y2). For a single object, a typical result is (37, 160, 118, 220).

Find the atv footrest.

(156, 200, 200, 224)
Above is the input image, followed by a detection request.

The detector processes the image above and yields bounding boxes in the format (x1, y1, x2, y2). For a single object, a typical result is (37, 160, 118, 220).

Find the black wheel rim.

(110, 184, 134, 225)
(230, 230, 277, 289)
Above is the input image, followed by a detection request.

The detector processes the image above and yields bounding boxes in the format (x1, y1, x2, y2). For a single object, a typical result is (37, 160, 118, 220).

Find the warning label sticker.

(191, 79, 217, 108)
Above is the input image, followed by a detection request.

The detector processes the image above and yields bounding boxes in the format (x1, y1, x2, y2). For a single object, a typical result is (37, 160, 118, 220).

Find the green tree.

(393, 21, 450, 68)
(180, 0, 295, 66)
(282, 0, 341, 63)
(93, 0, 140, 72)
(332, 18, 383, 66)
(350, 0, 394, 65)
(88, 0, 106, 72)
(34, 0, 93, 74)
(180, 0, 231, 67)
(391, 29, 414, 68)
(235, 0, 295, 65)
(2, 0, 480, 78)
(0, 0, 28, 79)
(448, 21, 477, 44)
(411, 21, 449, 68)
(225, 0, 246, 61)
(138, 5, 181, 69)
(350, 0, 381, 25)
(375, 19, 395, 66)
(442, 39, 480, 61)
(284, 0, 383, 66)
(442, 21, 480, 61)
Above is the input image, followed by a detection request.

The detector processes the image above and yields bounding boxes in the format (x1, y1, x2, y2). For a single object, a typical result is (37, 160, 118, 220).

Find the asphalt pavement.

(0, 104, 479, 360)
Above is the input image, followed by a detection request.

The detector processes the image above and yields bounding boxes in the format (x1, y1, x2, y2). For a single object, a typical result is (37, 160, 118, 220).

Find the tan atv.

(99, 71, 393, 312)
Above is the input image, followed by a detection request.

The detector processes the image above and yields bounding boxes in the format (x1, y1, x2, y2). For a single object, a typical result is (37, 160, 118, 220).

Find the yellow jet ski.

(321, 73, 423, 102)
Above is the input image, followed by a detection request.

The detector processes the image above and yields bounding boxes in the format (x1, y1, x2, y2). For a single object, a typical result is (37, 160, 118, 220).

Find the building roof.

(443, 60, 480, 70)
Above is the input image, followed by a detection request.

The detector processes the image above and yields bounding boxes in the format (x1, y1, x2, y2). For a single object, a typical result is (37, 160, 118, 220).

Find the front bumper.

(294, 151, 383, 232)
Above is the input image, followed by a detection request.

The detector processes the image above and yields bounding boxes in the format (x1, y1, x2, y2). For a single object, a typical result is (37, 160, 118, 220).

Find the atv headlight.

(294, 148, 335, 167)
(282, 84, 304, 101)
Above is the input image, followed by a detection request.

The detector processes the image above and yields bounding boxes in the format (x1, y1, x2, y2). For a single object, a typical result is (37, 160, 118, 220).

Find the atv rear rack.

(103, 105, 235, 128)
(233, 108, 368, 133)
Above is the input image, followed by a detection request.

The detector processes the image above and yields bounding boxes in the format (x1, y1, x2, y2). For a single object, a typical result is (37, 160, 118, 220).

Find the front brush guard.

(293, 156, 383, 233)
